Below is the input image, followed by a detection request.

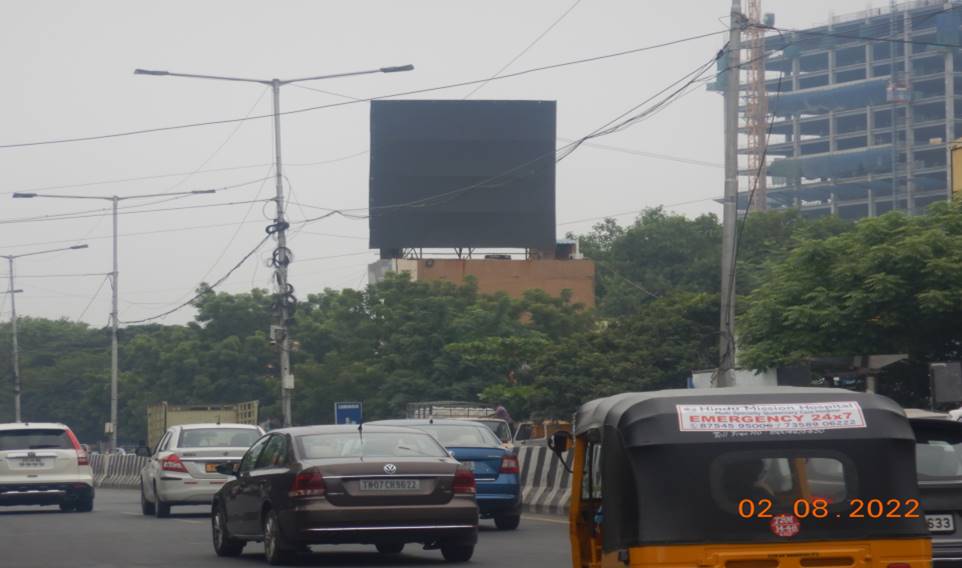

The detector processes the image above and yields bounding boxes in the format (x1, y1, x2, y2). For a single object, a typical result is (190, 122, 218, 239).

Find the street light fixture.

(2, 243, 90, 421)
(135, 63, 414, 427)
(12, 189, 217, 447)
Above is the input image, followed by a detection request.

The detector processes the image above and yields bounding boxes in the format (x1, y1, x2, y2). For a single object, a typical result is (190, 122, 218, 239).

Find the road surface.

(0, 489, 570, 567)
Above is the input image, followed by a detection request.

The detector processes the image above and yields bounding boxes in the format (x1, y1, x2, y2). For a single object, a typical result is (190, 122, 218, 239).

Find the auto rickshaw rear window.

(713, 454, 852, 512)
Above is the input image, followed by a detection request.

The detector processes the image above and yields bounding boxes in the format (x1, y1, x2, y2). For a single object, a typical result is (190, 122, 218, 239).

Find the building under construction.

(727, 0, 962, 218)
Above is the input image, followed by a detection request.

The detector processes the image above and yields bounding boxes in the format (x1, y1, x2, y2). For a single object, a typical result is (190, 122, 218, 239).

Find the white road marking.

(522, 514, 569, 525)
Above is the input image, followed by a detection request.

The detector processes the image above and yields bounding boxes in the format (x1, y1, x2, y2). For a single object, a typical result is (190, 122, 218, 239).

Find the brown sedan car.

(210, 424, 478, 565)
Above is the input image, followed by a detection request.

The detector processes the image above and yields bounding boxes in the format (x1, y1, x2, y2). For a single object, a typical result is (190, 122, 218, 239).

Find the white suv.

(0, 422, 94, 512)
(140, 423, 263, 518)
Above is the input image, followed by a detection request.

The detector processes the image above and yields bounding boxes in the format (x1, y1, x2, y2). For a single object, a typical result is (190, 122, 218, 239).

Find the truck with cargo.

(406, 401, 515, 448)
(146, 401, 259, 450)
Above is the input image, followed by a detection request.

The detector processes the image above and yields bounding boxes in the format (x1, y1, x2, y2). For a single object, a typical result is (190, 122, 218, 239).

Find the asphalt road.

(0, 489, 570, 568)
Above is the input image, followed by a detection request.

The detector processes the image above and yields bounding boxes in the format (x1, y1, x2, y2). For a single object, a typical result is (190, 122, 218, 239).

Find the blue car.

(370, 419, 522, 530)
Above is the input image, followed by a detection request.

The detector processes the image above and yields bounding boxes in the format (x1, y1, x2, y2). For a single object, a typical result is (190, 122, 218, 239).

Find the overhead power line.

(0, 197, 274, 226)
(0, 29, 727, 150)
(120, 234, 272, 325)
(463, 0, 583, 98)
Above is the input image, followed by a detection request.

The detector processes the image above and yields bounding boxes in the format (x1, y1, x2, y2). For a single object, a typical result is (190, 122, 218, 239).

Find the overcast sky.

(0, 0, 877, 326)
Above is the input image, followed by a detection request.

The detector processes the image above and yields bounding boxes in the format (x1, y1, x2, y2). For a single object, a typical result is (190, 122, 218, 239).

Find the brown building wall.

(410, 258, 595, 308)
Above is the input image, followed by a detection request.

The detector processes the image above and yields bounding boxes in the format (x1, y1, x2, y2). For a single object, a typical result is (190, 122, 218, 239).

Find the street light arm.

(3, 244, 90, 259)
(18, 189, 217, 201)
(134, 69, 270, 85)
(281, 64, 414, 85)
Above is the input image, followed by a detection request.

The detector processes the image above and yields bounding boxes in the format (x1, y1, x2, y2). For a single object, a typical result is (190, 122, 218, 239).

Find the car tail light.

(453, 466, 476, 495)
(65, 429, 88, 466)
(289, 468, 326, 498)
(161, 454, 189, 473)
(499, 454, 520, 474)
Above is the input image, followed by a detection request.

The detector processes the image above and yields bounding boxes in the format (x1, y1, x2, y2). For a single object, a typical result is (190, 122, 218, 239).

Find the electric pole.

(135, 64, 414, 427)
(2, 244, 89, 421)
(13, 190, 213, 448)
(719, 0, 742, 387)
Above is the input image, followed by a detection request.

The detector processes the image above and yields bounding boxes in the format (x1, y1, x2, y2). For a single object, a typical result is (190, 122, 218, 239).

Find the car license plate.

(927, 514, 955, 534)
(16, 457, 46, 469)
(359, 479, 420, 491)
(205, 463, 219, 473)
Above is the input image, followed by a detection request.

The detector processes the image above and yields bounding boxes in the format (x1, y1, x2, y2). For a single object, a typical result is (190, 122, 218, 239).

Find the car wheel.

(441, 544, 474, 563)
(153, 483, 170, 518)
(75, 496, 94, 513)
(494, 514, 520, 530)
(58, 502, 75, 513)
(375, 543, 405, 555)
(263, 509, 297, 565)
(140, 482, 155, 516)
(212, 505, 245, 557)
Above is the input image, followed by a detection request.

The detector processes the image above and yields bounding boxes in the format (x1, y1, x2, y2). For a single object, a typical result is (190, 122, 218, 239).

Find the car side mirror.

(548, 430, 574, 474)
(216, 462, 239, 477)
(548, 430, 571, 453)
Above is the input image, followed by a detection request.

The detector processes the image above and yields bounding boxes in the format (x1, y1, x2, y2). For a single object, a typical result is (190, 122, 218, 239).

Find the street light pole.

(2, 244, 90, 421)
(8, 259, 20, 422)
(110, 196, 119, 448)
(135, 64, 414, 427)
(12, 190, 213, 447)
(270, 79, 294, 425)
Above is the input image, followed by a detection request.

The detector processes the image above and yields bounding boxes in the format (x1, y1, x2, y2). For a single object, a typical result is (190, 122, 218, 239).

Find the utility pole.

(13, 191, 213, 448)
(110, 196, 119, 447)
(2, 244, 89, 421)
(134, 64, 414, 427)
(719, 0, 742, 387)
(271, 79, 293, 426)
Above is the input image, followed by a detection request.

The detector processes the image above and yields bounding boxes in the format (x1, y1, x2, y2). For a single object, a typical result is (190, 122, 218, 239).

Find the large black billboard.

(369, 100, 556, 252)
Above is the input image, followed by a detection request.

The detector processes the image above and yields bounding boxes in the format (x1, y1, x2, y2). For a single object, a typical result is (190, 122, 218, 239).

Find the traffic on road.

(4, 389, 962, 568)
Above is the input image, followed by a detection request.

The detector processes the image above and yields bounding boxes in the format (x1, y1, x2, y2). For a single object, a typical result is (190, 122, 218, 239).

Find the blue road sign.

(334, 402, 363, 425)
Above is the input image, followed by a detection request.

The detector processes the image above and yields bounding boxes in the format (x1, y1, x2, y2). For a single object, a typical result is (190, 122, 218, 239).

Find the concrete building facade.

(738, 0, 962, 218)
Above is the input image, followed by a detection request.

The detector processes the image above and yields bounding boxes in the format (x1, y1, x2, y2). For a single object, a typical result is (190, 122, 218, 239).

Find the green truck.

(146, 401, 259, 450)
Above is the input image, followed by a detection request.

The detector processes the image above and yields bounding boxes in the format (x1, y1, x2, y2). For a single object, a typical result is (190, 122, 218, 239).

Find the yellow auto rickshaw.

(549, 387, 931, 568)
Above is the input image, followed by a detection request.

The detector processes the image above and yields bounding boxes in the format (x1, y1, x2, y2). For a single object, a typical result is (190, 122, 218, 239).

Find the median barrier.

(88, 448, 573, 516)
(517, 445, 571, 516)
(91, 454, 147, 488)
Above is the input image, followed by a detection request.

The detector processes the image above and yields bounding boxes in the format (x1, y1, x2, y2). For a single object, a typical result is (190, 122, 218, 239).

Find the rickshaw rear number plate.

(927, 514, 954, 533)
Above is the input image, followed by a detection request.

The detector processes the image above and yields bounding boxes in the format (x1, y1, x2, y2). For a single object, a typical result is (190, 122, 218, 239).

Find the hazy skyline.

(1, 0, 881, 326)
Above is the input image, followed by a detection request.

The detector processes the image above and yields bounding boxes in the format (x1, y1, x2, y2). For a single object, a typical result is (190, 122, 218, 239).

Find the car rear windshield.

(296, 432, 448, 460)
(916, 437, 962, 480)
(415, 424, 500, 447)
(178, 428, 260, 448)
(0, 429, 72, 451)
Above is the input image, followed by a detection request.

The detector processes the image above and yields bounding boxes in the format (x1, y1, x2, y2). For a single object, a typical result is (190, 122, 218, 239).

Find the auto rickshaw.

(549, 387, 931, 568)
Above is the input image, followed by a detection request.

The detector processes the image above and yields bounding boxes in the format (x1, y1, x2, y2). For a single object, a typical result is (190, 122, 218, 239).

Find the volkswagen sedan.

(211, 424, 478, 565)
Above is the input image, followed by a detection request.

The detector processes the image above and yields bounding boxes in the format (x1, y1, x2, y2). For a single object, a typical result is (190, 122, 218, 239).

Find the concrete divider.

(90, 448, 573, 516)
(91, 454, 148, 489)
(518, 445, 571, 516)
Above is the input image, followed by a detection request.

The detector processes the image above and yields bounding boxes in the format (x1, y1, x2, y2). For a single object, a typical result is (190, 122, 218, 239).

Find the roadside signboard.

(335, 402, 363, 425)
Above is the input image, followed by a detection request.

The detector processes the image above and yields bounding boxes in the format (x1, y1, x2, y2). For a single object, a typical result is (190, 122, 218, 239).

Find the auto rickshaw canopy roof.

(573, 386, 914, 446)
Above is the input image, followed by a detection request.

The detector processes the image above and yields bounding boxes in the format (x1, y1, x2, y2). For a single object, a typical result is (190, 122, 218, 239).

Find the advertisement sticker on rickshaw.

(770, 514, 801, 538)
(676, 402, 867, 432)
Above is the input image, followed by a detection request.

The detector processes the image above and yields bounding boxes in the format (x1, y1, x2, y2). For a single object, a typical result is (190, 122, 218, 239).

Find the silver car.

(140, 423, 263, 518)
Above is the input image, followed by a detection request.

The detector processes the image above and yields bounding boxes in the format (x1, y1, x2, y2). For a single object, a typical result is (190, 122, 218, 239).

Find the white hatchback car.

(0, 422, 94, 512)
(140, 423, 263, 518)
